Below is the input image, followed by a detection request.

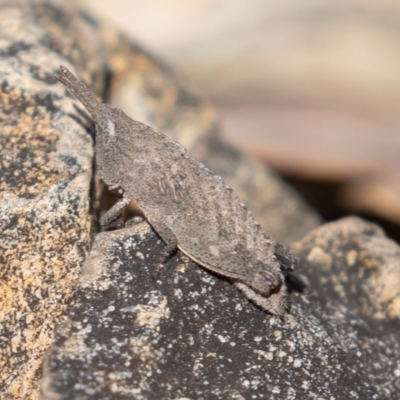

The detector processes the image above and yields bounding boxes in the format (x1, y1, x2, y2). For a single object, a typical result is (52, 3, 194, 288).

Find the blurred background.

(83, 0, 400, 240)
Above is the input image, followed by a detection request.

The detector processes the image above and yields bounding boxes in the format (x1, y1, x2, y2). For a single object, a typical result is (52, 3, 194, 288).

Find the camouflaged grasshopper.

(55, 65, 297, 315)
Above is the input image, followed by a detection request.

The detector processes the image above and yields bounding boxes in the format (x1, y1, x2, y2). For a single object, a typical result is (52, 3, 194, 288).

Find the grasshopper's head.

(55, 66, 150, 190)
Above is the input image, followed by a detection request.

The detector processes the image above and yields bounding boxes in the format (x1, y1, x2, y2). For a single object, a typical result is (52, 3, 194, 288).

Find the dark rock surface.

(42, 219, 400, 399)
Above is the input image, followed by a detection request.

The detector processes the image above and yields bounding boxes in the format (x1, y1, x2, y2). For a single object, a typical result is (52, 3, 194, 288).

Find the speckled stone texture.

(0, 0, 107, 398)
(0, 1, 320, 398)
(42, 219, 400, 399)
(3, 1, 399, 399)
(294, 216, 400, 323)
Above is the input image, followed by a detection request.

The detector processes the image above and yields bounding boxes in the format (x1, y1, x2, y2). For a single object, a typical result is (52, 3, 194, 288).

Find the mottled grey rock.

(0, 1, 320, 397)
(42, 219, 400, 399)
(5, 2, 399, 400)
(0, 0, 107, 398)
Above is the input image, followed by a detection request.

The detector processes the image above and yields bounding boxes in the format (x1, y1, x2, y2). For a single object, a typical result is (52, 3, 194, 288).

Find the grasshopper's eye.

(274, 252, 293, 272)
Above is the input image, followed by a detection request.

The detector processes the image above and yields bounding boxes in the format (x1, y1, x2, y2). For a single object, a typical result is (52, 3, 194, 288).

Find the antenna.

(54, 65, 100, 117)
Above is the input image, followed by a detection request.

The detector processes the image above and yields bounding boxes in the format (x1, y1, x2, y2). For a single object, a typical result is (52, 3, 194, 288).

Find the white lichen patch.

(127, 335, 166, 398)
(285, 340, 296, 352)
(274, 330, 282, 340)
(241, 379, 250, 389)
(218, 335, 227, 343)
(135, 297, 170, 328)
(192, 359, 204, 376)
(61, 323, 93, 357)
(175, 261, 188, 274)
(301, 380, 310, 390)
(293, 359, 302, 368)
(254, 349, 274, 361)
(174, 288, 183, 299)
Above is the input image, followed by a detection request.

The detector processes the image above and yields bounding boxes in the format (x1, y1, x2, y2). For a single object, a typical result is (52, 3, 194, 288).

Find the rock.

(293, 216, 400, 325)
(0, 1, 107, 398)
(0, 1, 320, 397)
(42, 219, 400, 399)
(5, 2, 399, 400)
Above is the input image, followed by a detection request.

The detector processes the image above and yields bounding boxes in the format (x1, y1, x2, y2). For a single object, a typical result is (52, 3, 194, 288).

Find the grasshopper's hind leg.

(234, 282, 288, 317)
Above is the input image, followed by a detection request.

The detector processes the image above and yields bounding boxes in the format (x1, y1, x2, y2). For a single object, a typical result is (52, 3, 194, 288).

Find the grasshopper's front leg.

(100, 197, 130, 228)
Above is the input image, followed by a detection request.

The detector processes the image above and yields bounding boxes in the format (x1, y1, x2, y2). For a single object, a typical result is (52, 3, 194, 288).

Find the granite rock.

(0, 0, 107, 398)
(3, 1, 399, 400)
(293, 216, 400, 326)
(0, 1, 320, 397)
(42, 219, 400, 399)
